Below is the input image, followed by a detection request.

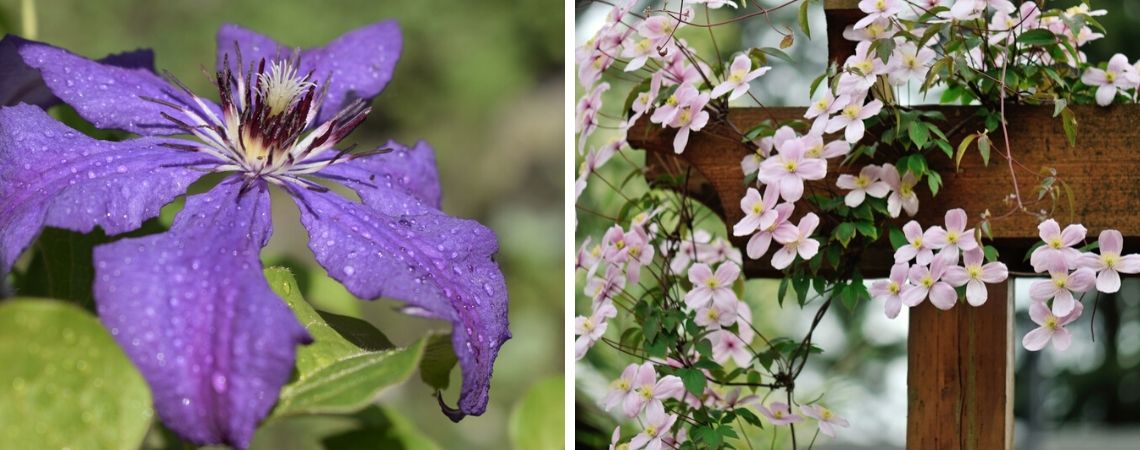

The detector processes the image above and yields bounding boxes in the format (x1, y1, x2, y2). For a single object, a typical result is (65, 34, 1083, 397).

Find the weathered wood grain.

(906, 281, 1013, 450)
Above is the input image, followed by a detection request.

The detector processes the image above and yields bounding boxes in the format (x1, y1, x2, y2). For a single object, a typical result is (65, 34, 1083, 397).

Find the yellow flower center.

(921, 275, 934, 288)
(784, 160, 799, 173)
(1049, 238, 1063, 249)
(889, 281, 900, 294)
(1045, 316, 1058, 330)
(821, 408, 833, 420)
(947, 231, 959, 244)
(1104, 253, 1120, 268)
(666, 95, 679, 106)
(855, 175, 870, 188)
(706, 308, 720, 321)
(645, 425, 658, 437)
(912, 238, 923, 248)
(843, 104, 861, 119)
(1054, 276, 1068, 289)
(582, 318, 595, 331)
(751, 203, 765, 214)
(706, 278, 720, 289)
(967, 266, 981, 279)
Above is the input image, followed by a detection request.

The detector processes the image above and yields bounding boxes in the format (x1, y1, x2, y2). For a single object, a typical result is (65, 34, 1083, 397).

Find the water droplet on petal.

(344, 266, 355, 276)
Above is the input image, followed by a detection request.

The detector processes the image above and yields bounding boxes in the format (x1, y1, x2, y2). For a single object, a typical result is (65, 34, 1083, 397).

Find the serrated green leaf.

(678, 367, 708, 396)
(508, 376, 564, 450)
(0, 299, 153, 450)
(266, 268, 427, 419)
(908, 121, 929, 149)
(977, 134, 991, 166)
(833, 222, 856, 248)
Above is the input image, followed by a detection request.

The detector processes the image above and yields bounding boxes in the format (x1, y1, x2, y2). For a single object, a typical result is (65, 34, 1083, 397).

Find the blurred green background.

(0, 0, 563, 449)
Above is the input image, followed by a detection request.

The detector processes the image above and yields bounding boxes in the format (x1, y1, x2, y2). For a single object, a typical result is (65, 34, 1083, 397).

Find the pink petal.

(798, 239, 821, 260)
(929, 282, 958, 310)
(894, 245, 918, 263)
(1022, 327, 1053, 351)
(1037, 219, 1060, 242)
(979, 262, 1009, 283)
(1051, 326, 1072, 351)
(884, 295, 902, 319)
(779, 175, 805, 202)
(1097, 268, 1121, 294)
(1117, 254, 1140, 274)
(942, 266, 970, 286)
(771, 247, 796, 270)
(1028, 279, 1056, 302)
(1099, 229, 1123, 254)
(1060, 224, 1087, 247)
(945, 208, 967, 231)
(1067, 267, 1096, 292)
(1051, 289, 1075, 317)
(1028, 300, 1051, 324)
(798, 159, 828, 180)
(901, 285, 928, 307)
(716, 263, 741, 285)
(688, 263, 713, 284)
(747, 232, 773, 259)
(965, 280, 988, 306)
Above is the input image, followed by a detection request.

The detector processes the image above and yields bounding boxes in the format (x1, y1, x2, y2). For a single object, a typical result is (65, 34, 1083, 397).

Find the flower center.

(774, 411, 785, 419)
(1104, 253, 1119, 268)
(1045, 316, 1058, 330)
(888, 281, 900, 294)
(151, 55, 383, 188)
(752, 203, 765, 214)
(967, 265, 981, 279)
(855, 175, 870, 187)
(666, 95, 679, 106)
(821, 408, 833, 420)
(921, 275, 934, 287)
(947, 231, 959, 244)
(614, 379, 631, 392)
(1107, 71, 1118, 83)
(843, 104, 861, 119)
(815, 98, 830, 110)
(706, 308, 720, 321)
(645, 425, 658, 437)
(638, 386, 655, 400)
(1049, 238, 1063, 249)
(784, 160, 799, 173)
(1054, 276, 1068, 289)
(706, 278, 720, 289)
(912, 238, 923, 248)
(582, 318, 595, 331)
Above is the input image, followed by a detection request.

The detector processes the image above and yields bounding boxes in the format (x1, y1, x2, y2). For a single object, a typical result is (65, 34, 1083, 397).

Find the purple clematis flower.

(1, 34, 155, 107)
(0, 22, 508, 449)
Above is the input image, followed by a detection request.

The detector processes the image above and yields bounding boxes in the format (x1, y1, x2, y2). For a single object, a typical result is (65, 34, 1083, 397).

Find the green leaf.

(955, 133, 977, 169)
(977, 134, 992, 166)
(419, 333, 458, 391)
(0, 299, 153, 450)
(15, 220, 166, 308)
(833, 222, 856, 248)
(888, 227, 907, 250)
(1016, 29, 1057, 46)
(509, 376, 564, 450)
(853, 221, 878, 240)
(1061, 107, 1078, 147)
(321, 405, 442, 450)
(677, 367, 708, 396)
(266, 268, 427, 419)
(908, 121, 929, 149)
(798, 0, 812, 39)
(927, 171, 943, 196)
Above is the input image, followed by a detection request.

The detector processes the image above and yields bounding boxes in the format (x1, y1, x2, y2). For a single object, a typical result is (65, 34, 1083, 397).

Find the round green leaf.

(0, 299, 153, 450)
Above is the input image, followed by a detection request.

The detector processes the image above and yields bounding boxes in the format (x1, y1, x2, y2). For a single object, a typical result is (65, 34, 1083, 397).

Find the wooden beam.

(628, 103, 1140, 277)
(906, 281, 1013, 450)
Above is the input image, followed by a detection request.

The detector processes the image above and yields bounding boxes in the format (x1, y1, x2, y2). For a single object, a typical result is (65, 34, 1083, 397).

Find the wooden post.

(624, 2, 1140, 449)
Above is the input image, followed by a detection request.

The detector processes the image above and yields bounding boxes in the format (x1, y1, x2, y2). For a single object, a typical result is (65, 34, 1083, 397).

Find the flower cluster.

(1021, 221, 1140, 351)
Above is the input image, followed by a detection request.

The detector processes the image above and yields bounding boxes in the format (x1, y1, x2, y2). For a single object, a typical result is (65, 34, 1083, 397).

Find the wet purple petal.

(1, 35, 155, 108)
(314, 140, 441, 209)
(289, 186, 508, 420)
(216, 21, 401, 123)
(93, 179, 309, 449)
(0, 103, 208, 274)
(15, 39, 219, 136)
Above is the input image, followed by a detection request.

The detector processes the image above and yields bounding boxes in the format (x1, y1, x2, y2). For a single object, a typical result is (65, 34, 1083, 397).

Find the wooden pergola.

(626, 1, 1140, 448)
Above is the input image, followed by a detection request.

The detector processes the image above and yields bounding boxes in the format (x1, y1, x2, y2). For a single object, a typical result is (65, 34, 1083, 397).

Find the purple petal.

(93, 180, 309, 449)
(16, 39, 219, 136)
(0, 104, 207, 274)
(216, 21, 402, 124)
(1, 35, 155, 108)
(315, 140, 442, 209)
(289, 187, 508, 420)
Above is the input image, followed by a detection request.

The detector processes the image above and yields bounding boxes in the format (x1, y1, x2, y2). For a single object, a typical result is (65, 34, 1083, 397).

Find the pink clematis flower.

(855, 0, 903, 29)
(771, 213, 821, 270)
(1082, 54, 1140, 106)
(836, 164, 890, 207)
(637, 14, 685, 49)
(825, 95, 883, 143)
(804, 90, 840, 135)
(585, 266, 627, 307)
(757, 138, 828, 202)
(684, 263, 740, 310)
(694, 302, 737, 329)
(576, 82, 610, 151)
(1023, 300, 1083, 351)
(943, 248, 1008, 306)
(895, 220, 936, 265)
(575, 300, 617, 359)
(1030, 253, 1095, 316)
(710, 329, 752, 367)
(925, 208, 979, 263)
(603, 364, 640, 412)
(624, 363, 685, 417)
(870, 263, 910, 319)
(1029, 219, 1086, 272)
(746, 203, 794, 259)
(887, 42, 936, 85)
(757, 401, 803, 426)
(801, 404, 850, 437)
(629, 402, 679, 450)
(742, 126, 795, 175)
(711, 54, 770, 100)
(733, 184, 781, 237)
(881, 163, 919, 217)
(1078, 229, 1140, 293)
(801, 134, 851, 160)
(903, 257, 958, 310)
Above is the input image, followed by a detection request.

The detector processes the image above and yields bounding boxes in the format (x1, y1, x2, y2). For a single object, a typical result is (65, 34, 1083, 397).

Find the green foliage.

(320, 406, 442, 450)
(0, 299, 152, 450)
(265, 268, 428, 419)
(419, 333, 459, 392)
(508, 376, 564, 450)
